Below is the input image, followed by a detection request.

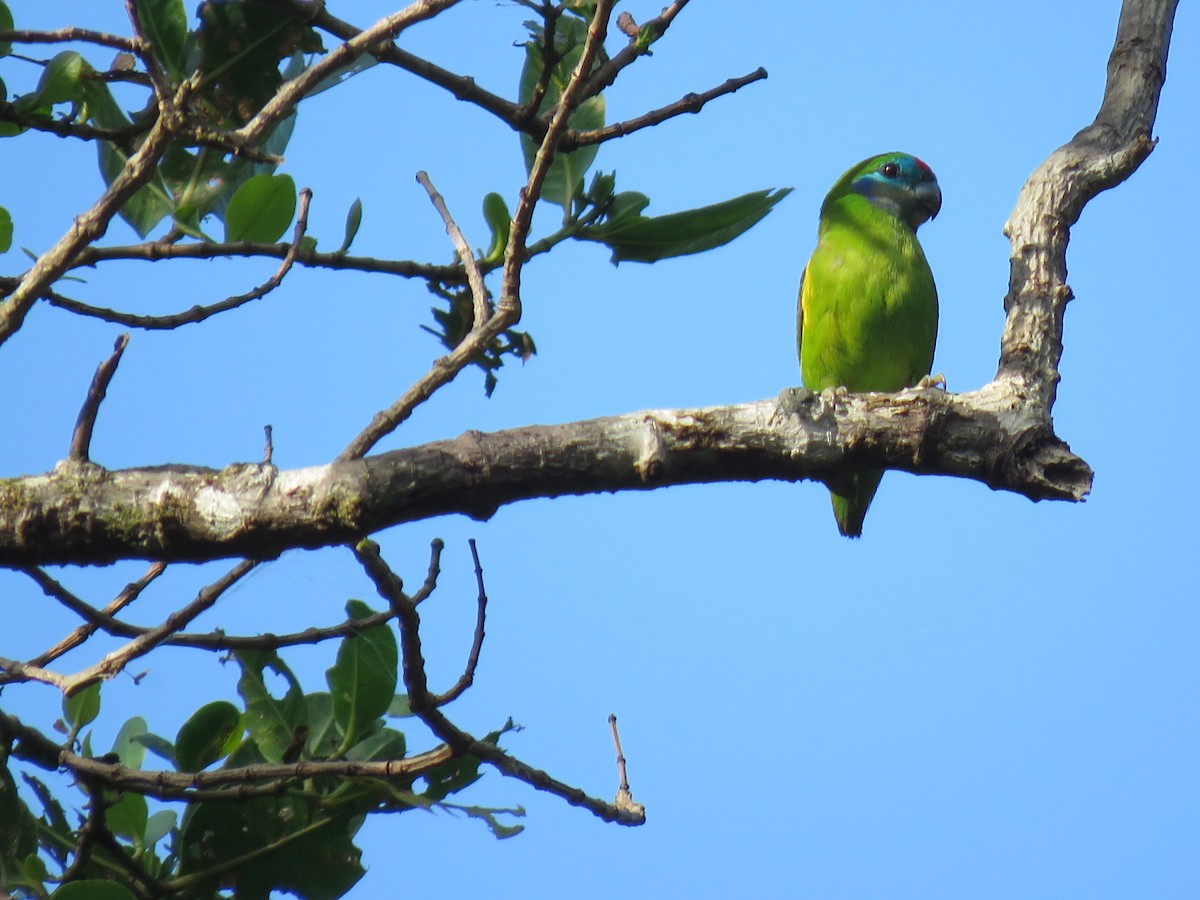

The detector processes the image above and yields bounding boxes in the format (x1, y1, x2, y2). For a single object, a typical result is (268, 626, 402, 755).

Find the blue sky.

(2, 1, 1198, 897)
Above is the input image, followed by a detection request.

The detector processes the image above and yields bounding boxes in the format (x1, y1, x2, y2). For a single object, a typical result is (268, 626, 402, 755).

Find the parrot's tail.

(829, 469, 884, 538)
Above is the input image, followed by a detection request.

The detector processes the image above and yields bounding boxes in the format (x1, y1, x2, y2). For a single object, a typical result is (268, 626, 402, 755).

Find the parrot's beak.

(914, 181, 942, 223)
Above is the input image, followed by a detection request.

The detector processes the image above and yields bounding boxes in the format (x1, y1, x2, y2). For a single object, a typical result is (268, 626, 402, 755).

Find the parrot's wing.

(796, 264, 806, 349)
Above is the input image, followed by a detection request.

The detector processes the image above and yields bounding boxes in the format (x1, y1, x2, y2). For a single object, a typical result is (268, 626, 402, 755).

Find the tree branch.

(560, 67, 768, 151)
(355, 539, 643, 825)
(68, 334, 130, 462)
(335, 0, 616, 462)
(234, 0, 466, 147)
(50, 190, 314, 330)
(0, 383, 1092, 566)
(996, 0, 1175, 397)
(0, 86, 179, 346)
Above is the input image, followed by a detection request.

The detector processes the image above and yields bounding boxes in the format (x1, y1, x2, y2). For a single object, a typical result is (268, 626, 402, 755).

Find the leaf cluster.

(1, 600, 519, 900)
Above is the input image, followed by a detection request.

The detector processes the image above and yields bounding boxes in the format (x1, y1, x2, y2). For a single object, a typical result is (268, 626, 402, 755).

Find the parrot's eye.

(881, 161, 900, 179)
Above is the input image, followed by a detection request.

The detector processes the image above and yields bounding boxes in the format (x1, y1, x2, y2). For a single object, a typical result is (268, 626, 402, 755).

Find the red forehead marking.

(914, 157, 932, 175)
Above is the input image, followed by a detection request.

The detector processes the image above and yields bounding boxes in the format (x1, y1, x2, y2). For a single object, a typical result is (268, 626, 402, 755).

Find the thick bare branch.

(997, 0, 1175, 398)
(0, 382, 1091, 566)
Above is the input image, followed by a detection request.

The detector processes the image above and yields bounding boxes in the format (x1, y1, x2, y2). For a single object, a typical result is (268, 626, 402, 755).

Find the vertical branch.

(996, 0, 1175, 398)
(69, 334, 131, 463)
(498, 0, 615, 311)
(416, 171, 490, 325)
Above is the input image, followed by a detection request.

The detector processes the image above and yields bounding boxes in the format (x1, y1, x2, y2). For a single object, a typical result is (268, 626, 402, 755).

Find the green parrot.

(797, 152, 941, 537)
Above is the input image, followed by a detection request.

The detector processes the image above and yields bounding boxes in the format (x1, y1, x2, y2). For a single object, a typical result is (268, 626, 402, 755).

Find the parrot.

(797, 152, 942, 537)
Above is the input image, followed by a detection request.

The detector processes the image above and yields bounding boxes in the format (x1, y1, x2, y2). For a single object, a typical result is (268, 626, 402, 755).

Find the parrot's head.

(826, 152, 942, 231)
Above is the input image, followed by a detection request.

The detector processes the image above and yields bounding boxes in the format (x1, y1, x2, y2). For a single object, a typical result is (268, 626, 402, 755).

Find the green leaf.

(326, 600, 398, 747)
(345, 726, 405, 763)
(20, 774, 70, 862)
(34, 51, 87, 107)
(0, 763, 39, 883)
(97, 140, 174, 237)
(21, 852, 50, 888)
(517, 20, 606, 210)
(133, 731, 176, 766)
(80, 81, 131, 131)
(0, 206, 12, 253)
(338, 196, 362, 253)
(196, 0, 323, 126)
(421, 754, 483, 802)
(106, 791, 148, 843)
(0, 3, 13, 58)
(305, 51, 377, 97)
(175, 701, 242, 771)
(604, 190, 650, 224)
(180, 798, 364, 899)
(51, 883, 138, 900)
(63, 682, 101, 730)
(144, 809, 177, 847)
(449, 802, 526, 840)
(134, 0, 188, 80)
(481, 192, 510, 264)
(111, 716, 147, 768)
(224, 172, 297, 242)
(387, 694, 412, 718)
(236, 650, 308, 764)
(580, 187, 792, 264)
(304, 692, 341, 757)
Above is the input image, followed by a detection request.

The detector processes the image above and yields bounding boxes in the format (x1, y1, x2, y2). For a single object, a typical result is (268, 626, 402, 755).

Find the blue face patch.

(849, 154, 941, 228)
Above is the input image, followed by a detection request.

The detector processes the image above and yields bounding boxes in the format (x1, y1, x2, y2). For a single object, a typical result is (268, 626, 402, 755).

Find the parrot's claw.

(914, 373, 947, 391)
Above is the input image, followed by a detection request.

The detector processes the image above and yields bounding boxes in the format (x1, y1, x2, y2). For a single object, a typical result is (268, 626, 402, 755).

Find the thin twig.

(68, 333, 130, 462)
(433, 539, 488, 706)
(60, 780, 107, 883)
(263, 424, 274, 464)
(563, 67, 768, 151)
(354, 538, 643, 825)
(283, 1, 522, 125)
(0, 87, 176, 345)
(608, 713, 644, 816)
(50, 190, 314, 330)
(580, 0, 688, 101)
(67, 242, 463, 280)
(24, 563, 167, 674)
(501, 1, 613, 306)
(123, 0, 171, 101)
(410, 538, 445, 605)
(10, 564, 407, 660)
(60, 560, 259, 693)
(416, 171, 491, 327)
(61, 742, 453, 802)
(0, 104, 142, 153)
(236, 0, 466, 147)
(0, 27, 142, 54)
